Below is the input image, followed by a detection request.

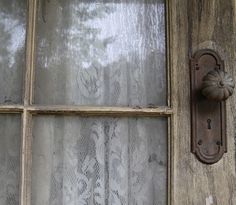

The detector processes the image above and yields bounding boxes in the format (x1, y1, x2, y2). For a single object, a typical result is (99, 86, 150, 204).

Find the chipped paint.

(206, 195, 213, 205)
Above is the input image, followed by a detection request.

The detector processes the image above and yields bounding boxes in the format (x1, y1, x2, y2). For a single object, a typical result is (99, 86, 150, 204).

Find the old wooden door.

(0, 0, 236, 205)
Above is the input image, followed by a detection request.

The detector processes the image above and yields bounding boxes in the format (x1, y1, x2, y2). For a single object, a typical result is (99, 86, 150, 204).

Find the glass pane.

(35, 0, 166, 106)
(0, 114, 21, 205)
(31, 116, 167, 205)
(0, 1, 26, 104)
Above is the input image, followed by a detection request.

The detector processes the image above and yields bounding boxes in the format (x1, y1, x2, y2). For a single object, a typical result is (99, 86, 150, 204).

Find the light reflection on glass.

(0, 1, 26, 104)
(35, 0, 166, 106)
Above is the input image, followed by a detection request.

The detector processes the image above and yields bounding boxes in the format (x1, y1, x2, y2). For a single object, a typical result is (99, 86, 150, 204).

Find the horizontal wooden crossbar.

(0, 105, 173, 116)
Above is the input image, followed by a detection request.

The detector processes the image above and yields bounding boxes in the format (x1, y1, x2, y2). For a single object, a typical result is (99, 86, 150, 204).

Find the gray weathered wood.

(171, 0, 236, 204)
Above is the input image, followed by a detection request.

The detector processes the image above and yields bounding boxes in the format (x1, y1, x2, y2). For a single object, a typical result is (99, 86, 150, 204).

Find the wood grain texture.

(0, 105, 172, 116)
(171, 0, 236, 204)
(27, 105, 173, 116)
(24, 0, 37, 105)
(0, 105, 24, 113)
(20, 110, 33, 205)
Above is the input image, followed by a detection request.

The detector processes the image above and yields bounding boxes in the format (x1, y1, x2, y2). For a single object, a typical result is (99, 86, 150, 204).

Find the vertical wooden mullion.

(24, 0, 37, 106)
(166, 0, 171, 108)
(20, 110, 33, 205)
(166, 0, 174, 205)
(21, 0, 37, 204)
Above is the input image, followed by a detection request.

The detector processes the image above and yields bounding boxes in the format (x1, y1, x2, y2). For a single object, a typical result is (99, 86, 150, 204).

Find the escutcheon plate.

(190, 49, 227, 164)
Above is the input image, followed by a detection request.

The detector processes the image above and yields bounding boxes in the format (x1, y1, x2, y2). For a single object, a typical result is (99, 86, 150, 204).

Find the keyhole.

(207, 119, 211, 129)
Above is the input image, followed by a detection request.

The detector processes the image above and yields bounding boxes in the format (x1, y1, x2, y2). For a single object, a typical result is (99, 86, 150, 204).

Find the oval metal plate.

(190, 49, 226, 164)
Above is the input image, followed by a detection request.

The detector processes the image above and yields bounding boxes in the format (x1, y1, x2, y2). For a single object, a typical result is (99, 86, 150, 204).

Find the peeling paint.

(206, 195, 213, 205)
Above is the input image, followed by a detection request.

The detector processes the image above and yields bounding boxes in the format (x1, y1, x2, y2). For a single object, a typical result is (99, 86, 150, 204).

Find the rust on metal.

(201, 69, 234, 101)
(190, 49, 227, 164)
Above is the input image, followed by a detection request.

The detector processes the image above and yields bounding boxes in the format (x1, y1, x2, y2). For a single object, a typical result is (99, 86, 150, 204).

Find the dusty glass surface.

(0, 1, 26, 104)
(31, 116, 167, 205)
(35, 0, 166, 106)
(0, 114, 21, 205)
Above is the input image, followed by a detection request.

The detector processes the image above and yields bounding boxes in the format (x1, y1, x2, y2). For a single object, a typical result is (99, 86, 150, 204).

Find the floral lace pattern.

(35, 0, 166, 106)
(0, 115, 21, 205)
(32, 117, 167, 205)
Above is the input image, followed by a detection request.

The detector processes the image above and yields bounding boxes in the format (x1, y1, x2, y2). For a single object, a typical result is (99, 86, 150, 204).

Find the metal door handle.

(190, 49, 233, 164)
(201, 69, 235, 101)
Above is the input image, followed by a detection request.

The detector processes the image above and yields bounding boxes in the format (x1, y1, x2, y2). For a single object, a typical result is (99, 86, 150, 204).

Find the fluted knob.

(201, 69, 235, 101)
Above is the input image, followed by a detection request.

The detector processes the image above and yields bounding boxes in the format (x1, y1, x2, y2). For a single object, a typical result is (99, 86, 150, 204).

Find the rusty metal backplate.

(190, 49, 226, 164)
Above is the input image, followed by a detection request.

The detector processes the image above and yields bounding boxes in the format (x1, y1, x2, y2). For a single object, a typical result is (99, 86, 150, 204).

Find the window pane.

(31, 116, 167, 205)
(35, 0, 166, 106)
(0, 114, 21, 205)
(0, 1, 26, 104)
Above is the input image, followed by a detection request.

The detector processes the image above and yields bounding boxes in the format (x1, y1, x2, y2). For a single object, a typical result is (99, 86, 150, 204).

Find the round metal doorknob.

(201, 69, 235, 101)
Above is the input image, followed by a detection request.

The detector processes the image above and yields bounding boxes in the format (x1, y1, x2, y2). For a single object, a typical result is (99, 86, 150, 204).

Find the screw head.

(198, 140, 203, 145)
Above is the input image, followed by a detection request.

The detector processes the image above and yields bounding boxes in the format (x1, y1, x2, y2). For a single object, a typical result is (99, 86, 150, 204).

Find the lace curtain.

(35, 0, 166, 106)
(0, 115, 21, 205)
(31, 116, 167, 205)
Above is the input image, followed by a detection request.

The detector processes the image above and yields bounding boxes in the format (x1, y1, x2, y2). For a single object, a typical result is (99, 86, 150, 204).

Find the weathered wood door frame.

(170, 0, 236, 204)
